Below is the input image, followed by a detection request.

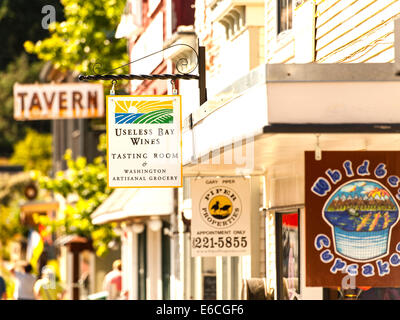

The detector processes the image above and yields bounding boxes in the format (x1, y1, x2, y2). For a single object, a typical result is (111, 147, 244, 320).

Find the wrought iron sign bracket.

(78, 43, 207, 110)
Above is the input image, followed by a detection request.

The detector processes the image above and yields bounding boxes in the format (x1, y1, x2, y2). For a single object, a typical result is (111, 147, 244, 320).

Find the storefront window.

(203, 273, 216, 300)
(359, 288, 400, 300)
(138, 227, 147, 300)
(162, 221, 171, 300)
(324, 287, 400, 300)
(203, 257, 216, 299)
(276, 210, 300, 300)
(277, 0, 293, 34)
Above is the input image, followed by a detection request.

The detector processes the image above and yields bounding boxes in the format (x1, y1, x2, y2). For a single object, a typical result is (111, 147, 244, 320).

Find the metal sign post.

(78, 44, 207, 107)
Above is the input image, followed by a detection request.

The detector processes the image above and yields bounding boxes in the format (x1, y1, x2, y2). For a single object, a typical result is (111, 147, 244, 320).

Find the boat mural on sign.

(323, 180, 399, 261)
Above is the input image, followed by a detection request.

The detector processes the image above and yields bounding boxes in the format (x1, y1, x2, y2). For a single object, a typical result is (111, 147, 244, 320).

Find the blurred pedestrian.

(103, 259, 122, 300)
(77, 269, 90, 299)
(34, 266, 65, 300)
(0, 274, 6, 299)
(9, 261, 36, 300)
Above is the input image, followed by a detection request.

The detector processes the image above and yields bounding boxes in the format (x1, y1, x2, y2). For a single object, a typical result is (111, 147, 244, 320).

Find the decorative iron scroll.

(78, 43, 200, 82)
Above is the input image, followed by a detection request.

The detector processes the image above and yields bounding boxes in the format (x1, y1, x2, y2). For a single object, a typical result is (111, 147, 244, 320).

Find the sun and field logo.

(114, 99, 174, 124)
(200, 186, 242, 228)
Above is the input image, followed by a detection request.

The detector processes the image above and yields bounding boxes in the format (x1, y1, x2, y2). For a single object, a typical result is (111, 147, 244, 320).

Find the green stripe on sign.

(134, 109, 173, 124)
(134, 110, 166, 124)
(144, 110, 172, 123)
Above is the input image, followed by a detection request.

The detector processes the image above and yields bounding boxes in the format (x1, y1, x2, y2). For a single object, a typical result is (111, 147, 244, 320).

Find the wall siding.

(196, 0, 265, 88)
(265, 0, 400, 64)
(264, 0, 298, 63)
(261, 0, 400, 300)
(315, 0, 400, 63)
(265, 0, 278, 61)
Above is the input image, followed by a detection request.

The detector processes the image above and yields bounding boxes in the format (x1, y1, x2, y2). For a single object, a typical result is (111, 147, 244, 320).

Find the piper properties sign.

(106, 95, 182, 188)
(191, 178, 251, 257)
(14, 83, 104, 120)
(305, 151, 400, 287)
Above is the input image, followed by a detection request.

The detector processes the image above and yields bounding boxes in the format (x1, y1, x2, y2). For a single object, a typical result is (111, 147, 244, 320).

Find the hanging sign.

(305, 151, 400, 287)
(107, 95, 182, 188)
(13, 83, 104, 120)
(191, 177, 251, 257)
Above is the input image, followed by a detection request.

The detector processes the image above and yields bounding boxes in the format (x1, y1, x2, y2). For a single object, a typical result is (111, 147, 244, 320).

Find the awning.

(182, 63, 400, 169)
(91, 188, 174, 225)
(183, 132, 400, 176)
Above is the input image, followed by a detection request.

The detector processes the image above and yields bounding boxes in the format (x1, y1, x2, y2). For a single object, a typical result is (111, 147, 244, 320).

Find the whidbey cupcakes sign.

(305, 151, 400, 287)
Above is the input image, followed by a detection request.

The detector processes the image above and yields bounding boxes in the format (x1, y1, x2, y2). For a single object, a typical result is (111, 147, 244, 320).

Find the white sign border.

(106, 94, 183, 188)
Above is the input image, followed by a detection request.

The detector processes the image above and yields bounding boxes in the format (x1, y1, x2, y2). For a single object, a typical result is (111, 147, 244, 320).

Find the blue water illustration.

(115, 113, 144, 124)
(324, 211, 398, 232)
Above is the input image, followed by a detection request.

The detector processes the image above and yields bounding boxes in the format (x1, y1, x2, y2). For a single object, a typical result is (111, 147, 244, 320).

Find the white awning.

(91, 188, 174, 225)
(183, 63, 400, 167)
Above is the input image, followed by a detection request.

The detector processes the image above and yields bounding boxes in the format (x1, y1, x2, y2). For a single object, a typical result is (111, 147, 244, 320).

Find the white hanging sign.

(107, 95, 182, 188)
(191, 177, 251, 257)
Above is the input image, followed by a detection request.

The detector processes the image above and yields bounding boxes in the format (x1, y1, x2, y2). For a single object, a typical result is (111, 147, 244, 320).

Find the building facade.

(182, 0, 400, 300)
(93, 0, 400, 300)
(92, 0, 198, 300)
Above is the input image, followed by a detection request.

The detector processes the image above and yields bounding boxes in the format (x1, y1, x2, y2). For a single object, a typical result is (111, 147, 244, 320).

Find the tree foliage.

(0, 172, 32, 259)
(22, 0, 128, 257)
(0, 54, 50, 157)
(35, 134, 117, 257)
(0, 0, 63, 155)
(0, 0, 64, 70)
(0, 200, 28, 259)
(10, 129, 52, 175)
(24, 0, 129, 75)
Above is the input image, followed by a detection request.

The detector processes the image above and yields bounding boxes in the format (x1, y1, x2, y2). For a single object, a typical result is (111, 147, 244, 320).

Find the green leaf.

(26, 0, 128, 76)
